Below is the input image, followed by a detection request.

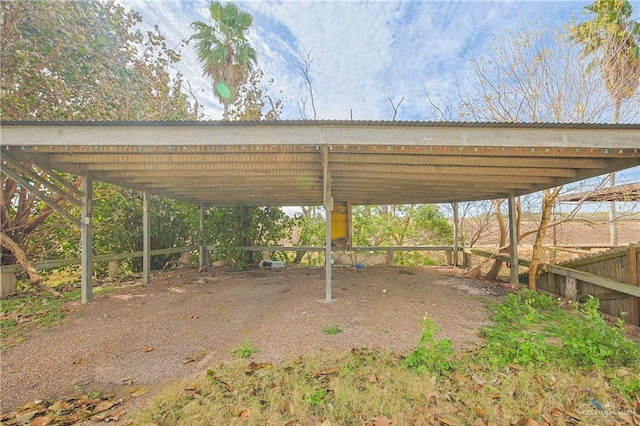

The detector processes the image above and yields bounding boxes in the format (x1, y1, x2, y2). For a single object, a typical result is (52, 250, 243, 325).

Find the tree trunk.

(0, 231, 62, 298)
(484, 199, 507, 281)
(528, 189, 560, 291)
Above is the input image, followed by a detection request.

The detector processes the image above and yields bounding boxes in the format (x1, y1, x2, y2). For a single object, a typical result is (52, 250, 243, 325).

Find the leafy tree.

(352, 204, 452, 265)
(228, 68, 283, 121)
(291, 207, 325, 265)
(570, 0, 640, 123)
(191, 1, 257, 120)
(92, 183, 199, 274)
(0, 0, 196, 282)
(205, 206, 293, 269)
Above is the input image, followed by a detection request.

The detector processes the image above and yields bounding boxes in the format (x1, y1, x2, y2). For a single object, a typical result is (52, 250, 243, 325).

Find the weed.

(404, 315, 455, 375)
(305, 388, 328, 407)
(231, 338, 258, 359)
(322, 324, 342, 335)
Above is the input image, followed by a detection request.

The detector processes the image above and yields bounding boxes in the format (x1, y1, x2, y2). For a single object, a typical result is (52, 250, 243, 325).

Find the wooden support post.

(199, 203, 206, 268)
(626, 247, 639, 326)
(508, 193, 519, 285)
(142, 190, 151, 285)
(453, 201, 459, 267)
(81, 174, 93, 303)
(108, 260, 120, 278)
(323, 146, 332, 301)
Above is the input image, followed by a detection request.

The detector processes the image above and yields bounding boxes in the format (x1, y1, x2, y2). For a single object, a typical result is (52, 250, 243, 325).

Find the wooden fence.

(0, 245, 457, 297)
(462, 245, 640, 327)
(536, 244, 640, 327)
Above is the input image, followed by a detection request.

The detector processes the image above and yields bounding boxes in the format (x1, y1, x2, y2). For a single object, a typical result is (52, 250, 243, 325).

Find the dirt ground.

(0, 265, 511, 418)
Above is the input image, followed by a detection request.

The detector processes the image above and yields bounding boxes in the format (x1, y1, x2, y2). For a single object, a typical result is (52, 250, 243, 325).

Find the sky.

(115, 0, 635, 121)
(116, 0, 639, 185)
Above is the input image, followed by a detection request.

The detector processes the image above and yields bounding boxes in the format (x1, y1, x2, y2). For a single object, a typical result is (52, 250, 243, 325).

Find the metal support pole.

(199, 203, 206, 268)
(81, 174, 93, 303)
(142, 190, 151, 285)
(453, 201, 459, 267)
(322, 146, 332, 301)
(508, 193, 519, 285)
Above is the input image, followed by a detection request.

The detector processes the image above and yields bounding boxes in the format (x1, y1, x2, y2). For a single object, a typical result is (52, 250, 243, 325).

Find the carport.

(2, 120, 639, 302)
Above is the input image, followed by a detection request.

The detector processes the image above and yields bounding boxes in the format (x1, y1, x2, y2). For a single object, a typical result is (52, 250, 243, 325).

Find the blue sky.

(116, 0, 634, 121)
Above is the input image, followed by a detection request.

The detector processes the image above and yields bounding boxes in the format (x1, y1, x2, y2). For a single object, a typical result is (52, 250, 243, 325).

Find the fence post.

(445, 249, 453, 265)
(463, 252, 472, 269)
(626, 247, 639, 326)
(1, 271, 17, 298)
(108, 260, 120, 278)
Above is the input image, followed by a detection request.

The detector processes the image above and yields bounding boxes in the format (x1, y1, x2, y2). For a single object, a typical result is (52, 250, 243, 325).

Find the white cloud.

(117, 0, 600, 121)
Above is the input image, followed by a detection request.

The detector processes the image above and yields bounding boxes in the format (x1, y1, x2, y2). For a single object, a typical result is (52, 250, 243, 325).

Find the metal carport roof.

(2, 120, 639, 207)
(2, 120, 639, 303)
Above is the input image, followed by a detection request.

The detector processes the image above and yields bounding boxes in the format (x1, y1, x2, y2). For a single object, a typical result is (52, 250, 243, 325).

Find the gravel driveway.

(1, 265, 509, 416)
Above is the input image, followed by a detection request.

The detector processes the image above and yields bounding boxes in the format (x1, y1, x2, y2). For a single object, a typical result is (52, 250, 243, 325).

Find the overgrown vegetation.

(480, 290, 640, 369)
(126, 291, 640, 425)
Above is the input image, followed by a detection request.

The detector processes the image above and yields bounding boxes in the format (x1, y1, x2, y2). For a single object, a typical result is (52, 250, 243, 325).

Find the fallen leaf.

(72, 358, 84, 365)
(92, 400, 116, 414)
(436, 418, 456, 426)
(106, 409, 126, 422)
(185, 382, 201, 394)
(565, 411, 581, 421)
(373, 416, 392, 426)
(240, 409, 250, 421)
(143, 346, 153, 353)
(182, 357, 194, 364)
(617, 368, 631, 378)
(618, 412, 635, 425)
(130, 387, 149, 398)
(248, 362, 271, 372)
(474, 405, 485, 419)
(29, 415, 54, 426)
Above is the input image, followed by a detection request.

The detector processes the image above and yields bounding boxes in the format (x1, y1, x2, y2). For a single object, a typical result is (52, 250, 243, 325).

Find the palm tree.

(571, 0, 640, 123)
(191, 1, 257, 120)
(571, 0, 640, 246)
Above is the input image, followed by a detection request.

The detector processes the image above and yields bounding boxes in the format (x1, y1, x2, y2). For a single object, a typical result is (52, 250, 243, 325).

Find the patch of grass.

(322, 324, 342, 335)
(1, 282, 124, 351)
(231, 338, 258, 359)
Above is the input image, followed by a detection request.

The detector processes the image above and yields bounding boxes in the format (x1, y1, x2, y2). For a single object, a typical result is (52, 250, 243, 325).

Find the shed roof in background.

(558, 182, 640, 203)
(1, 120, 639, 206)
